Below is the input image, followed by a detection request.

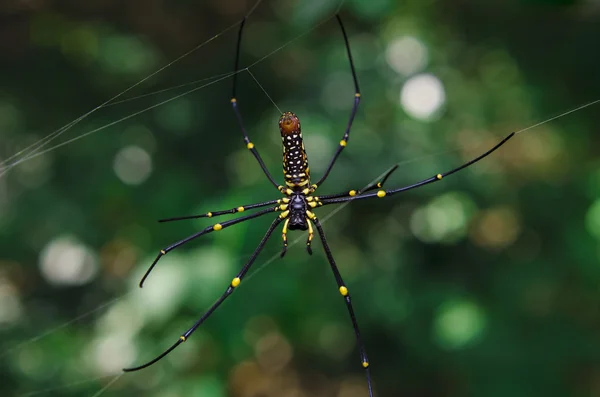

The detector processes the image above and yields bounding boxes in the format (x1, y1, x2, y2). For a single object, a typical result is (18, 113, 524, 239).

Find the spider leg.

(313, 15, 361, 188)
(123, 215, 284, 372)
(319, 132, 516, 206)
(139, 205, 279, 288)
(305, 219, 314, 255)
(316, 164, 399, 201)
(231, 17, 280, 190)
(158, 198, 281, 223)
(309, 214, 373, 397)
(280, 218, 290, 257)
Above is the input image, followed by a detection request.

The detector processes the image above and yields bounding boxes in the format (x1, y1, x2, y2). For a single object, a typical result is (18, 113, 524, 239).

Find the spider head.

(279, 112, 301, 136)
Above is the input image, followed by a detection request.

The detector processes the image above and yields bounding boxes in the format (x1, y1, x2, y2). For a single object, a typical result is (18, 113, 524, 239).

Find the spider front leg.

(313, 15, 361, 188)
(140, 205, 279, 287)
(158, 198, 281, 223)
(124, 215, 284, 372)
(317, 164, 399, 201)
(318, 132, 516, 208)
(309, 213, 374, 397)
(231, 17, 280, 190)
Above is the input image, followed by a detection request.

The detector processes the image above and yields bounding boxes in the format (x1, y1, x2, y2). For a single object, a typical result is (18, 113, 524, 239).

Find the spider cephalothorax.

(286, 194, 309, 230)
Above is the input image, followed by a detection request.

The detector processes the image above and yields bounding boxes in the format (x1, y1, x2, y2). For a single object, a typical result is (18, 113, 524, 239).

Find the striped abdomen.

(279, 112, 310, 190)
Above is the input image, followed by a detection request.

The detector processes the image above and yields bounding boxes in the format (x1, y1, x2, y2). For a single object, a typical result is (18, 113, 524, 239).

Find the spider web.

(1, 0, 599, 396)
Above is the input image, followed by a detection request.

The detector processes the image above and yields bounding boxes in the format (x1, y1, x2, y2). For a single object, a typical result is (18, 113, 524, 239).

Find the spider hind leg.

(306, 219, 314, 255)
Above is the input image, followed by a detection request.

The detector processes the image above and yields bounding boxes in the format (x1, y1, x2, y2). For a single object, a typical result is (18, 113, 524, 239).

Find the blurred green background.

(1, 0, 600, 396)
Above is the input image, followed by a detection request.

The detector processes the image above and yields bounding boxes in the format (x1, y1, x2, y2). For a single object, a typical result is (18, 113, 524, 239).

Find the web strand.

(515, 99, 600, 135)
(88, 374, 124, 397)
(0, 0, 266, 174)
(0, 293, 132, 359)
(18, 374, 122, 397)
(246, 69, 282, 113)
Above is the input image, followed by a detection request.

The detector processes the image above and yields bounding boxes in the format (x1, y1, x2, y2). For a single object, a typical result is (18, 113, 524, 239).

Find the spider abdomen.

(279, 112, 310, 190)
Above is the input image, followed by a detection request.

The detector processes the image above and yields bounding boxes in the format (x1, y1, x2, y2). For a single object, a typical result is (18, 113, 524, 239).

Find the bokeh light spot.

(129, 254, 188, 322)
(0, 101, 21, 132)
(113, 145, 152, 185)
(0, 278, 22, 326)
(386, 36, 428, 76)
(434, 298, 486, 350)
(39, 236, 98, 286)
(255, 331, 293, 373)
(91, 333, 135, 374)
(400, 73, 445, 120)
(471, 206, 521, 250)
(155, 98, 194, 134)
(99, 34, 157, 76)
(61, 26, 98, 65)
(585, 198, 600, 240)
(318, 322, 355, 361)
(410, 192, 476, 244)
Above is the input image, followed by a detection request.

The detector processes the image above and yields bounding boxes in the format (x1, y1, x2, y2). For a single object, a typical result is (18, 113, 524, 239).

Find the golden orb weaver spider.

(123, 13, 515, 396)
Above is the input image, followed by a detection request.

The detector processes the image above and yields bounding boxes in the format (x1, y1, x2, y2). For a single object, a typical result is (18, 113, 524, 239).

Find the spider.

(123, 13, 515, 396)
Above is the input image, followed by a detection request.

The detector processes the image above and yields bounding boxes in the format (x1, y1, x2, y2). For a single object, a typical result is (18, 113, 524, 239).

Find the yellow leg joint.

(340, 140, 347, 147)
(349, 190, 356, 196)
(282, 219, 290, 247)
(180, 335, 187, 342)
(207, 212, 213, 218)
(362, 361, 369, 368)
(339, 286, 349, 296)
(355, 93, 361, 98)
(231, 277, 241, 288)
(282, 218, 290, 235)
(377, 190, 386, 198)
(160, 250, 166, 255)
(436, 173, 443, 180)
(237, 206, 245, 212)
(247, 142, 254, 149)
(213, 223, 223, 231)
(231, 98, 237, 103)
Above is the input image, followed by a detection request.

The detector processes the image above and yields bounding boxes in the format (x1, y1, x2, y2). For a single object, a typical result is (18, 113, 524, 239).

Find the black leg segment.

(311, 215, 374, 397)
(231, 17, 280, 190)
(158, 198, 281, 223)
(314, 15, 361, 188)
